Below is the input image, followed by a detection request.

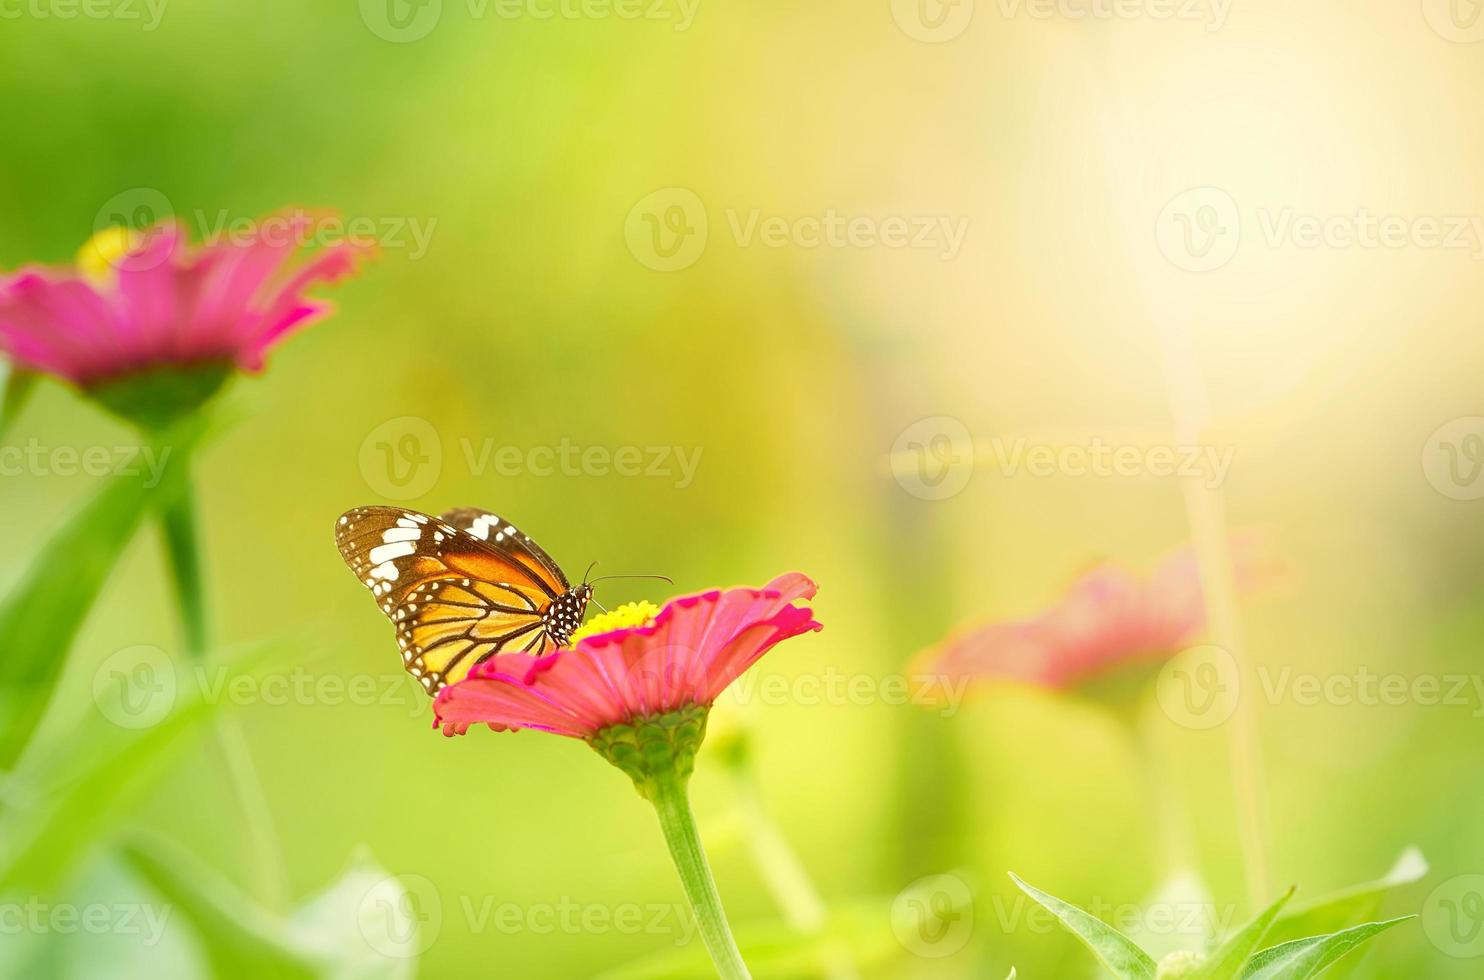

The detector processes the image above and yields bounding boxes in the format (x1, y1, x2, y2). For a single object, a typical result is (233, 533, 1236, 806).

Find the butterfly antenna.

(590, 597, 609, 614)
(587, 573, 675, 585)
(581, 560, 600, 585)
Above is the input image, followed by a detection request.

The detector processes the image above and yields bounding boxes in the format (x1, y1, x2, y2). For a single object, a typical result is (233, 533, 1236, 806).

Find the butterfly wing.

(335, 506, 568, 695)
(438, 507, 572, 598)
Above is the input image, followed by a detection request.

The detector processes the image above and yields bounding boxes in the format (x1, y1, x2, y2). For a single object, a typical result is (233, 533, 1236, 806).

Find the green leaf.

(0, 691, 210, 894)
(123, 837, 317, 980)
(0, 361, 37, 441)
(286, 848, 422, 979)
(1264, 849, 1426, 950)
(0, 638, 293, 895)
(1009, 873, 1157, 980)
(1187, 886, 1294, 980)
(0, 854, 208, 979)
(123, 836, 419, 980)
(0, 422, 198, 770)
(1239, 916, 1413, 980)
(121, 836, 319, 979)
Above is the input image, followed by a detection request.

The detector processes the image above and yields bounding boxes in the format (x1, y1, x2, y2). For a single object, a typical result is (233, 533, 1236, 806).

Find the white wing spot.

(369, 541, 416, 564)
(468, 514, 503, 540)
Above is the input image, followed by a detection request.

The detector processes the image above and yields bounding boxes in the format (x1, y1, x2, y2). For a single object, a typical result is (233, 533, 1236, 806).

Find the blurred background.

(2, 0, 1483, 976)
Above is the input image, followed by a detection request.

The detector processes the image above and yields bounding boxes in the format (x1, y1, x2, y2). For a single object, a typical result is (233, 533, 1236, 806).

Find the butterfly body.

(542, 584, 594, 647)
(335, 505, 591, 695)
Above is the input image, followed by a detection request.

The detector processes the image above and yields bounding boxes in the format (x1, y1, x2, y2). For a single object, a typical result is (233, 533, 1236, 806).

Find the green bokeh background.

(3, 1, 1483, 976)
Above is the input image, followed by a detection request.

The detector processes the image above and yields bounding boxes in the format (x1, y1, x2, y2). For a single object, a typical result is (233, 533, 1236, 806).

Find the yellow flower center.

(76, 226, 143, 283)
(569, 600, 660, 645)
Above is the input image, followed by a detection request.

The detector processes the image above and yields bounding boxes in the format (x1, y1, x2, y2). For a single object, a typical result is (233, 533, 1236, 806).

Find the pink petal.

(917, 534, 1281, 691)
(433, 574, 823, 738)
(234, 240, 373, 367)
(0, 210, 372, 387)
(113, 224, 190, 358)
(0, 272, 121, 382)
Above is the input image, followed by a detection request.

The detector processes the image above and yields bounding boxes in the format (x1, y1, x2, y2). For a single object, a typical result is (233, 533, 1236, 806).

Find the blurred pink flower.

(916, 532, 1281, 690)
(434, 573, 822, 739)
(0, 212, 371, 388)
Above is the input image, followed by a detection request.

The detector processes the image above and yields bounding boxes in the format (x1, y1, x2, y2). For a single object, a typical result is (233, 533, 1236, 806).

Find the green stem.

(1147, 339, 1271, 905)
(1073, 32, 1272, 909)
(1128, 706, 1195, 880)
(157, 455, 290, 910)
(651, 778, 752, 980)
(159, 464, 207, 656)
(733, 773, 825, 930)
(732, 771, 860, 980)
(210, 714, 291, 909)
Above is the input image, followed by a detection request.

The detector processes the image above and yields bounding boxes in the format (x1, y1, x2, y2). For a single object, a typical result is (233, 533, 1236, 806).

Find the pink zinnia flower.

(0, 212, 371, 417)
(434, 573, 821, 980)
(434, 572, 821, 746)
(916, 532, 1280, 691)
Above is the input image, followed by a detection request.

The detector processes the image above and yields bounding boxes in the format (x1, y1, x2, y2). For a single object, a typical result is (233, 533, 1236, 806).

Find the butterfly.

(335, 505, 595, 696)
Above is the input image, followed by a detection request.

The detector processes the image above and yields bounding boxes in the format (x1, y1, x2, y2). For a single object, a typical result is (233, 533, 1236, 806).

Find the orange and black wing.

(335, 505, 570, 695)
(437, 506, 573, 598)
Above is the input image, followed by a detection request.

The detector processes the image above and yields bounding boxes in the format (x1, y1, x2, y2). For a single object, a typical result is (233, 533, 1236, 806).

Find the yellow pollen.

(569, 600, 660, 645)
(76, 226, 143, 284)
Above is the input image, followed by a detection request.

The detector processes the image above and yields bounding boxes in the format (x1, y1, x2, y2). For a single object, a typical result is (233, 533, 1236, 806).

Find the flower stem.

(1072, 38, 1272, 908)
(731, 771, 860, 980)
(1128, 706, 1195, 880)
(209, 713, 291, 909)
(650, 778, 752, 980)
(157, 454, 290, 910)
(733, 773, 825, 930)
(159, 467, 207, 656)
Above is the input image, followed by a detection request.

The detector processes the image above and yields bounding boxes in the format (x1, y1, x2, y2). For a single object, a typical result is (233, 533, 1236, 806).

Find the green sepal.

(86, 361, 233, 431)
(590, 705, 710, 800)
